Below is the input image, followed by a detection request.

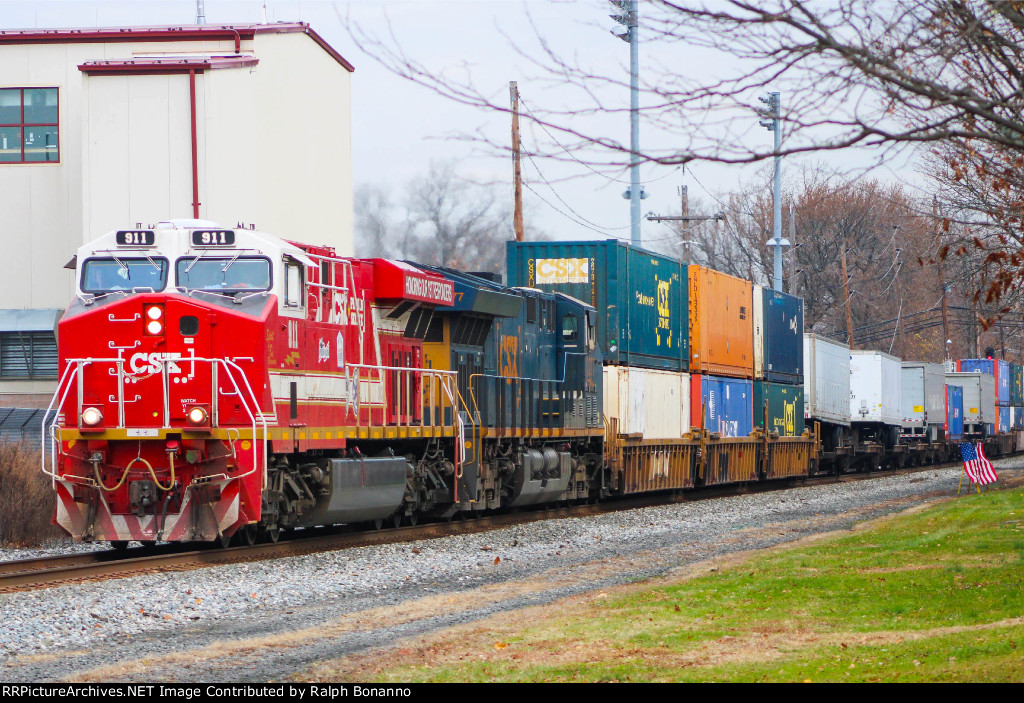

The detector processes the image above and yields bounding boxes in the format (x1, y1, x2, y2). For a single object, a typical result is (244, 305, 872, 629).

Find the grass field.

(319, 487, 1024, 682)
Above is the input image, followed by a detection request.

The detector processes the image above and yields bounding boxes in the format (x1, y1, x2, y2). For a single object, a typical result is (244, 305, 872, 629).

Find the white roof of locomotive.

(80, 221, 315, 269)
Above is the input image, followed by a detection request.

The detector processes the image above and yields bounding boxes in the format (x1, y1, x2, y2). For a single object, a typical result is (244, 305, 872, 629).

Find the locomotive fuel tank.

(293, 457, 408, 527)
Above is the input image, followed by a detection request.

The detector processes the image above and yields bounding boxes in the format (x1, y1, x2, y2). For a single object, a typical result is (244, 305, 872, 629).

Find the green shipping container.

(753, 381, 805, 437)
(506, 240, 689, 371)
(1011, 363, 1024, 406)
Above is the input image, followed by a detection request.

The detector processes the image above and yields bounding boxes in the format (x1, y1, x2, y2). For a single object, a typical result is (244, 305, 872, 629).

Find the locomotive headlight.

(81, 407, 103, 427)
(146, 319, 163, 335)
(186, 406, 209, 426)
(144, 305, 165, 335)
(146, 306, 163, 321)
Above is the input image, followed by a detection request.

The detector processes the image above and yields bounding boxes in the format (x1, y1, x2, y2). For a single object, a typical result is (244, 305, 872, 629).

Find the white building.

(0, 23, 355, 409)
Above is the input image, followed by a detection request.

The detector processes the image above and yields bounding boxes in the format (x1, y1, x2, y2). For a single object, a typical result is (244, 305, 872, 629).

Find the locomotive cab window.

(81, 257, 168, 294)
(284, 260, 305, 308)
(561, 315, 578, 342)
(176, 257, 271, 295)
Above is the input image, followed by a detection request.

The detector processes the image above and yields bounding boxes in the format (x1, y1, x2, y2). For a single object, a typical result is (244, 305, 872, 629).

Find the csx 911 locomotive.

(46, 221, 605, 545)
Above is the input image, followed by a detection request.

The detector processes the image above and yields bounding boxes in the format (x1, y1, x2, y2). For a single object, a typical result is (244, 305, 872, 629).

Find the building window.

(0, 88, 59, 163)
(0, 331, 58, 379)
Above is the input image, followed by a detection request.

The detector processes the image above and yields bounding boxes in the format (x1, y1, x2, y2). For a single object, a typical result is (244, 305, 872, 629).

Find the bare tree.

(354, 1, 1024, 305)
(354, 161, 547, 274)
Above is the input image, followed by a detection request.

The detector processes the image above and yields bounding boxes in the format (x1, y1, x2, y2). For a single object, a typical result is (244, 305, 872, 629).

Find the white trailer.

(850, 350, 902, 426)
(945, 371, 996, 435)
(803, 334, 851, 426)
(900, 361, 947, 440)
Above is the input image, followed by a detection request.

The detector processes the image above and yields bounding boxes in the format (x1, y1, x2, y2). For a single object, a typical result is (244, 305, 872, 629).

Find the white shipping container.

(603, 366, 690, 439)
(945, 372, 996, 427)
(850, 350, 902, 425)
(753, 284, 764, 379)
(803, 333, 851, 426)
(900, 362, 947, 429)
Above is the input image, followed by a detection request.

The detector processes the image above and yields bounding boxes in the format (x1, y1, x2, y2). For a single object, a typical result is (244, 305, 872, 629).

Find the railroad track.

(1, 457, 1012, 594)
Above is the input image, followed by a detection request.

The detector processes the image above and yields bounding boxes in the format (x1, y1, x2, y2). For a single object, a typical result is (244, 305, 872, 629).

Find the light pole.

(757, 91, 787, 290)
(611, 1, 643, 246)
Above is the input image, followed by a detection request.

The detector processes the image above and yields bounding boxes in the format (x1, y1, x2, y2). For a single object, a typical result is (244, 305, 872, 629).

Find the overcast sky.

(2, 0, 920, 249)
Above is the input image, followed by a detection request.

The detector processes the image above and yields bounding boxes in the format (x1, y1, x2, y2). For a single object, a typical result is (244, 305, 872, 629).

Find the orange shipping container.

(688, 265, 754, 377)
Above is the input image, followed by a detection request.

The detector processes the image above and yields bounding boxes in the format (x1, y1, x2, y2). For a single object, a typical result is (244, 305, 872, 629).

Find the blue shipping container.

(946, 384, 963, 441)
(999, 405, 1011, 434)
(695, 374, 753, 438)
(755, 286, 804, 383)
(1013, 406, 1024, 431)
(958, 358, 1010, 405)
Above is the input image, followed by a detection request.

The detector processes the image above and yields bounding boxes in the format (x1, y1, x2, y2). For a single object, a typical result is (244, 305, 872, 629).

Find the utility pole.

(841, 242, 854, 348)
(935, 196, 951, 360)
(510, 81, 524, 242)
(757, 91, 787, 290)
(611, 1, 642, 246)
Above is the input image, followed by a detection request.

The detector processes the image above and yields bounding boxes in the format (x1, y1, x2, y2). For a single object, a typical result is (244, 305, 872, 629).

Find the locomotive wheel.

(266, 524, 281, 543)
(110, 541, 130, 551)
(393, 514, 403, 528)
(408, 514, 418, 526)
(218, 531, 233, 549)
(242, 525, 258, 546)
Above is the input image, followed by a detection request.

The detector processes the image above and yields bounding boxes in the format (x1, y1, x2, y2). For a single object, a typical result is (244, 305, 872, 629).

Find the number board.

(192, 230, 236, 246)
(115, 230, 156, 247)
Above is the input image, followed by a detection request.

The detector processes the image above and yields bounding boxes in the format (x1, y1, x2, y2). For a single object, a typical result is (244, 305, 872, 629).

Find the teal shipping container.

(506, 240, 689, 370)
(753, 381, 805, 437)
(1011, 363, 1023, 406)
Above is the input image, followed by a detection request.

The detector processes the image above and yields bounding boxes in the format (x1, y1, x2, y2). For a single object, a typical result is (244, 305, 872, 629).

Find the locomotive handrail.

(41, 355, 270, 487)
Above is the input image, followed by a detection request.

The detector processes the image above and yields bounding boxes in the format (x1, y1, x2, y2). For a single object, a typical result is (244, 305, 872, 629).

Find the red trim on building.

(78, 56, 259, 75)
(1, 23, 354, 72)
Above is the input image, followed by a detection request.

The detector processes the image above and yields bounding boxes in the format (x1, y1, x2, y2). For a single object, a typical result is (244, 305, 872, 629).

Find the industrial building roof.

(0, 22, 354, 72)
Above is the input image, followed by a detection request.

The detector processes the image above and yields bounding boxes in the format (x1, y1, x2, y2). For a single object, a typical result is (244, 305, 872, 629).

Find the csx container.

(506, 240, 688, 370)
(753, 285, 804, 384)
(1011, 363, 1024, 406)
(850, 350, 902, 425)
(900, 361, 946, 438)
(753, 381, 805, 436)
(945, 371, 996, 434)
(803, 334, 851, 426)
(691, 374, 753, 437)
(688, 265, 753, 378)
(946, 384, 964, 441)
(957, 358, 1010, 405)
(603, 366, 690, 439)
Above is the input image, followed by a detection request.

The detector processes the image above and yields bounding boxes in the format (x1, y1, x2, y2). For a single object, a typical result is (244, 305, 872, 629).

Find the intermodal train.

(43, 222, 1020, 546)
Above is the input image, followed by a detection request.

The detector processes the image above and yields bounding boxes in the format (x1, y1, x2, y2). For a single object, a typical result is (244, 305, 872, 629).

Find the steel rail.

(2, 454, 1017, 594)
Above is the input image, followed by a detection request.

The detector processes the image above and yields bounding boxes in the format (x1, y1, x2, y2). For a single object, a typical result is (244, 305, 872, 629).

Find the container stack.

(945, 383, 964, 441)
(687, 265, 757, 436)
(957, 358, 1010, 434)
(505, 240, 691, 441)
(1010, 362, 1023, 431)
(751, 284, 805, 437)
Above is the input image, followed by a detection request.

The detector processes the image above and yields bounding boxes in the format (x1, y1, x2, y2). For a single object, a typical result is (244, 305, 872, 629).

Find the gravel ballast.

(2, 459, 1021, 682)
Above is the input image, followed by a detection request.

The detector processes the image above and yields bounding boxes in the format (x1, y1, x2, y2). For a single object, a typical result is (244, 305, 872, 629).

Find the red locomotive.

(47, 220, 472, 546)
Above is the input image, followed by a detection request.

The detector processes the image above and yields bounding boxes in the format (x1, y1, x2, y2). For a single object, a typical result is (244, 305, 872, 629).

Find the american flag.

(959, 442, 999, 485)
